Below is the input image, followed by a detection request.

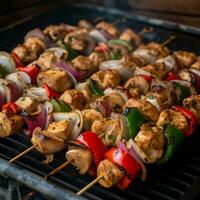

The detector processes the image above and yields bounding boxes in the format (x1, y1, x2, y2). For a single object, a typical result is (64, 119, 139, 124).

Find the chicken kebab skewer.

(7, 36, 181, 168)
(76, 93, 200, 195)
(45, 67, 198, 180)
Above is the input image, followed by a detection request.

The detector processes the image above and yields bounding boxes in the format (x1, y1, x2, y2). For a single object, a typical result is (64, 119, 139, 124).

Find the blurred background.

(0, 0, 200, 29)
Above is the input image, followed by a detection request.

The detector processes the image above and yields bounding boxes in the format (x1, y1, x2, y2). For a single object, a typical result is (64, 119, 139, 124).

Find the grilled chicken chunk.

(124, 98, 160, 122)
(37, 69, 72, 93)
(43, 120, 72, 142)
(32, 127, 66, 164)
(81, 109, 103, 131)
(15, 97, 38, 114)
(36, 51, 58, 71)
(157, 109, 188, 133)
(97, 159, 124, 188)
(183, 95, 200, 123)
(173, 51, 197, 68)
(60, 89, 86, 110)
(89, 51, 109, 68)
(66, 147, 92, 174)
(96, 21, 119, 37)
(0, 111, 24, 138)
(119, 28, 141, 46)
(133, 42, 169, 65)
(12, 37, 46, 64)
(71, 55, 96, 76)
(135, 123, 165, 163)
(91, 69, 120, 89)
(141, 63, 166, 79)
(91, 118, 121, 146)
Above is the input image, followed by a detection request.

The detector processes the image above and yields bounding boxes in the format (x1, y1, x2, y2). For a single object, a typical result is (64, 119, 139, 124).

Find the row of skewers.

(0, 19, 200, 195)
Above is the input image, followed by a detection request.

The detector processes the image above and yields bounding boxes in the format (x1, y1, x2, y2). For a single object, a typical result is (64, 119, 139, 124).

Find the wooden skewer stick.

(76, 175, 104, 196)
(138, 27, 154, 36)
(44, 159, 73, 179)
(9, 144, 37, 163)
(161, 35, 177, 47)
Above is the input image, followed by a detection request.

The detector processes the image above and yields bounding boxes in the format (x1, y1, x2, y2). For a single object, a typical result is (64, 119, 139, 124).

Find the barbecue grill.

(0, 3, 200, 200)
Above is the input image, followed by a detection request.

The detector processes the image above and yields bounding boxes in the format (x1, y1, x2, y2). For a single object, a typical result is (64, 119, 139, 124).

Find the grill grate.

(0, 4, 200, 200)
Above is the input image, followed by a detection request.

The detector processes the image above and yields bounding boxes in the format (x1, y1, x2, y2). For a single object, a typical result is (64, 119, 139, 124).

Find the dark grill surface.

(0, 4, 200, 200)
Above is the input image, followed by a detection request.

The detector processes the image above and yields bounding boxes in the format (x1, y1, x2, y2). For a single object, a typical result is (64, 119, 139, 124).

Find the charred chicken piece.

(124, 98, 160, 122)
(97, 159, 124, 188)
(134, 123, 165, 163)
(119, 28, 141, 47)
(96, 21, 119, 37)
(157, 109, 188, 133)
(43, 120, 72, 142)
(91, 69, 120, 89)
(91, 118, 121, 146)
(173, 51, 197, 68)
(0, 110, 24, 138)
(133, 42, 169, 65)
(183, 95, 200, 123)
(37, 69, 72, 93)
(81, 109, 103, 131)
(71, 55, 96, 76)
(89, 51, 109, 68)
(12, 37, 46, 64)
(15, 97, 38, 114)
(60, 89, 86, 110)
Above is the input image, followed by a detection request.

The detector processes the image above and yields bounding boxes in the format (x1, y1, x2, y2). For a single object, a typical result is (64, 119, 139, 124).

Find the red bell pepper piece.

(139, 75, 152, 82)
(18, 64, 40, 84)
(77, 132, 107, 167)
(106, 148, 141, 178)
(11, 52, 25, 68)
(117, 175, 133, 190)
(95, 45, 109, 57)
(167, 72, 179, 81)
(173, 105, 197, 137)
(43, 84, 60, 100)
(2, 102, 20, 114)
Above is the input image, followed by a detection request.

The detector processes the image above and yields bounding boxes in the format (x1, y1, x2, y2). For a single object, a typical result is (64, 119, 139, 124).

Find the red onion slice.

(56, 60, 86, 81)
(90, 29, 108, 43)
(43, 101, 53, 129)
(127, 139, 147, 181)
(23, 105, 46, 137)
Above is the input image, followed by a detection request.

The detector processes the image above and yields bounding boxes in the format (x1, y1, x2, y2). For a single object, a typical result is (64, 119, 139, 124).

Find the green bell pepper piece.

(109, 51, 119, 60)
(174, 82, 191, 105)
(124, 108, 146, 139)
(108, 39, 132, 51)
(57, 40, 78, 60)
(50, 99, 71, 112)
(157, 124, 184, 165)
(89, 79, 104, 97)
